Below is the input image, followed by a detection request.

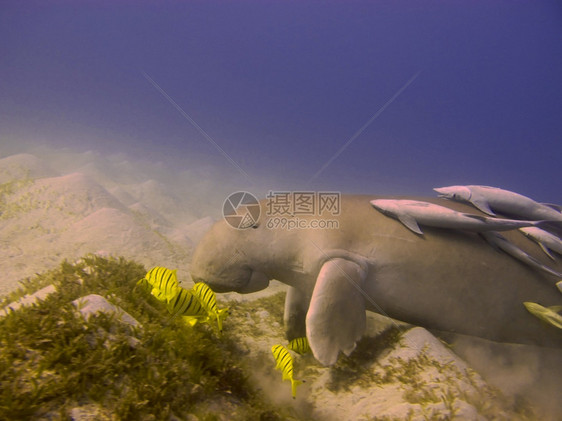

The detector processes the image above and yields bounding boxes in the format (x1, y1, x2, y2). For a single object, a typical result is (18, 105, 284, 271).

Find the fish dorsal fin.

(480, 232, 503, 252)
(463, 213, 487, 222)
(469, 194, 495, 216)
(548, 305, 562, 313)
(397, 214, 424, 235)
(542, 203, 562, 213)
(537, 243, 556, 261)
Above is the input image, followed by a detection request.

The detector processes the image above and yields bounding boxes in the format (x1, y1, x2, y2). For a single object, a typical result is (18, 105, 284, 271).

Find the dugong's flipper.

(284, 286, 311, 341)
(306, 258, 367, 366)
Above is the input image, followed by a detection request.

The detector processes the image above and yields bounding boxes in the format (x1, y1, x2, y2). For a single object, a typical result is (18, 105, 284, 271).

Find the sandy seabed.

(1, 147, 561, 420)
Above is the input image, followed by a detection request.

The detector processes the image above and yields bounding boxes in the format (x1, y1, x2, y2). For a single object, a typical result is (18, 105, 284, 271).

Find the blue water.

(1, 1, 561, 202)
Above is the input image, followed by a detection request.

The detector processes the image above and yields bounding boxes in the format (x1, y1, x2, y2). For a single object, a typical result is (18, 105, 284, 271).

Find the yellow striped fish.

(166, 287, 208, 324)
(524, 302, 562, 329)
(192, 282, 229, 332)
(271, 344, 303, 399)
(287, 337, 311, 355)
(145, 266, 179, 302)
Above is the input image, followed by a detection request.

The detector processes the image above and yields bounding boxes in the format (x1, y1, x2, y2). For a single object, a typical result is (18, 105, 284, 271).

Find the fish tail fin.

(536, 220, 562, 230)
(216, 308, 229, 332)
(291, 378, 302, 399)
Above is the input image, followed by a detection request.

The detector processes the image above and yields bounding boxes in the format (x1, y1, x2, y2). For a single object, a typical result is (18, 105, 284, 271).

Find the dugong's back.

(314, 195, 562, 348)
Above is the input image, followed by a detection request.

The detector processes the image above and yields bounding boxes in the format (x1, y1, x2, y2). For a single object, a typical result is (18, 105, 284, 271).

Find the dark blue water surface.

(1, 1, 561, 202)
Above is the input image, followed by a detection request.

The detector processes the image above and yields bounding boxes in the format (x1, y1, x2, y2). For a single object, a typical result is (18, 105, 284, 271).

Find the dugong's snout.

(190, 217, 270, 294)
(204, 270, 270, 294)
(191, 264, 270, 294)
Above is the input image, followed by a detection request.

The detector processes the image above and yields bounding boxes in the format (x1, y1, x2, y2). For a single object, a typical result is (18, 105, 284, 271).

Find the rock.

(0, 284, 56, 317)
(68, 403, 112, 421)
(256, 310, 270, 320)
(381, 326, 473, 372)
(182, 216, 215, 245)
(299, 326, 515, 420)
(0, 166, 192, 294)
(0, 153, 58, 183)
(72, 294, 140, 328)
(455, 400, 487, 421)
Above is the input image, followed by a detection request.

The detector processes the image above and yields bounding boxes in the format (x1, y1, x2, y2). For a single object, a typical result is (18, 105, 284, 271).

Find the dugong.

(190, 195, 562, 365)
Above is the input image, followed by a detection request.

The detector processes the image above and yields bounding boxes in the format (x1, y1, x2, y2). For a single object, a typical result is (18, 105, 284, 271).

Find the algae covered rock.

(0, 284, 56, 317)
(72, 293, 140, 328)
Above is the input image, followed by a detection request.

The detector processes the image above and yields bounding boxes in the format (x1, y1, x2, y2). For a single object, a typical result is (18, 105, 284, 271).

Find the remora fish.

(192, 282, 229, 332)
(434, 185, 562, 221)
(271, 344, 303, 398)
(145, 266, 179, 302)
(370, 199, 543, 235)
(287, 337, 311, 355)
(519, 227, 562, 260)
(523, 302, 562, 329)
(480, 231, 562, 279)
